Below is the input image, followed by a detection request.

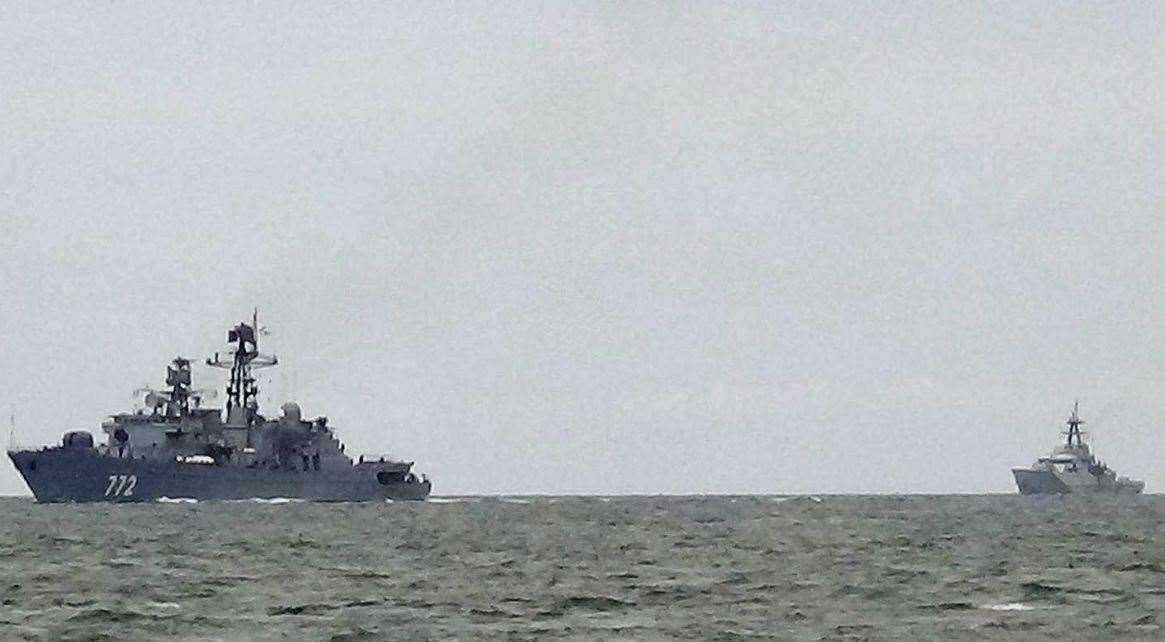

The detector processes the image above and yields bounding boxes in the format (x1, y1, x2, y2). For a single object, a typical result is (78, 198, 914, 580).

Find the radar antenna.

(135, 358, 217, 417)
(206, 308, 277, 433)
(1063, 400, 1086, 447)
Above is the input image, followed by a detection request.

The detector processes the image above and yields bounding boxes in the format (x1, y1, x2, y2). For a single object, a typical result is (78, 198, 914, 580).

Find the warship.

(6, 314, 431, 502)
(1012, 402, 1143, 495)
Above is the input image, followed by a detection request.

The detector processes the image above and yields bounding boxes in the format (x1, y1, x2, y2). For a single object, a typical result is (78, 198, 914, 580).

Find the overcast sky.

(2, 3, 1163, 495)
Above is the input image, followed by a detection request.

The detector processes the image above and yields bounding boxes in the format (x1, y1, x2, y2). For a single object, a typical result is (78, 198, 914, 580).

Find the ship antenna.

(206, 311, 278, 436)
(1065, 400, 1085, 447)
(6, 407, 14, 451)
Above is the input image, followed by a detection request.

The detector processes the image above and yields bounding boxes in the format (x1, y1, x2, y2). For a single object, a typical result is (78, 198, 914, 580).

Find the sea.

(0, 494, 1162, 641)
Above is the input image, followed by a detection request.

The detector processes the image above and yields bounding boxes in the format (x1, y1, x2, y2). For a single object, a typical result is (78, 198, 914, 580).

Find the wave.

(980, 603, 1037, 611)
(155, 497, 198, 504)
(770, 496, 823, 504)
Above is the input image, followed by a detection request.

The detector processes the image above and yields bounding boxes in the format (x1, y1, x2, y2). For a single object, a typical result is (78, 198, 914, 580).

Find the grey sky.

(2, 3, 1163, 495)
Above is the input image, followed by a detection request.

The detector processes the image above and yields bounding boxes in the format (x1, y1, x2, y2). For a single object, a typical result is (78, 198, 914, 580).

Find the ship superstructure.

(1012, 402, 1143, 495)
(7, 314, 431, 502)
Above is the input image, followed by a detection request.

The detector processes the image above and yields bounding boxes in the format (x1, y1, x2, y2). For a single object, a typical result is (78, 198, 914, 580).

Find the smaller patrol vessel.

(1012, 402, 1144, 495)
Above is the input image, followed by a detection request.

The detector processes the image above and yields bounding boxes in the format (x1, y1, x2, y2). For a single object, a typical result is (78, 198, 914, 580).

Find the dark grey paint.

(8, 448, 430, 503)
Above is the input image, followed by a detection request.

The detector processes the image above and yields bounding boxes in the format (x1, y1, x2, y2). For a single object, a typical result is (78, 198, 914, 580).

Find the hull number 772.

(104, 474, 137, 497)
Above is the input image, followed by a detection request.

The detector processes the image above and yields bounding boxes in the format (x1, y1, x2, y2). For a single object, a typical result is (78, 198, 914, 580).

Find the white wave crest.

(980, 603, 1036, 611)
(770, 495, 823, 504)
(156, 497, 198, 504)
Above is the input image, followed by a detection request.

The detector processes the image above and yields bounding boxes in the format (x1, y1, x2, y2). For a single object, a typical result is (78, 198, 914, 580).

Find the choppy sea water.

(1, 495, 1163, 641)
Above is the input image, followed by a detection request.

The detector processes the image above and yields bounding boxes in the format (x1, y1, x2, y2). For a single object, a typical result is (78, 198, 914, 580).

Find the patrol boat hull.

(8, 448, 431, 503)
(1012, 468, 1071, 495)
(1012, 466, 1144, 495)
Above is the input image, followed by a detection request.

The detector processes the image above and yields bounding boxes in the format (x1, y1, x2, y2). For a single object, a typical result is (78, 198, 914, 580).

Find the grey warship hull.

(7, 313, 433, 504)
(1012, 467, 1143, 495)
(1012, 468, 1070, 495)
(1012, 403, 1144, 496)
(8, 448, 430, 503)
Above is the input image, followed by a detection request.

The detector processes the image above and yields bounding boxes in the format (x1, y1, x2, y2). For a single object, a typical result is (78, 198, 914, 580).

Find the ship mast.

(206, 309, 277, 441)
(164, 357, 193, 416)
(1064, 400, 1085, 447)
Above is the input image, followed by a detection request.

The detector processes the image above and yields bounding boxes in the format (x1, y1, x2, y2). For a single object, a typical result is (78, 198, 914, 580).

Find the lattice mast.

(206, 309, 277, 438)
(1064, 400, 1086, 447)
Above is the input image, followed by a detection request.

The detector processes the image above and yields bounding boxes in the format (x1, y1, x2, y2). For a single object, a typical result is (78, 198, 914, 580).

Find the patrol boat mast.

(1063, 401, 1085, 447)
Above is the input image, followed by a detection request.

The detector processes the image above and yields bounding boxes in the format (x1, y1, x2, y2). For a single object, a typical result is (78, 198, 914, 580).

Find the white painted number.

(104, 475, 137, 498)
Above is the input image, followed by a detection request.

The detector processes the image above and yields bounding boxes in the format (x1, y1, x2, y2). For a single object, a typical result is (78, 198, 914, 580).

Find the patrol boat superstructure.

(7, 314, 431, 502)
(1012, 402, 1143, 495)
